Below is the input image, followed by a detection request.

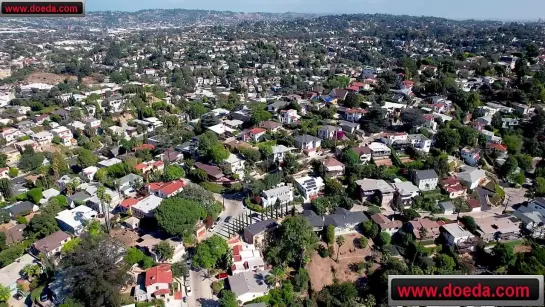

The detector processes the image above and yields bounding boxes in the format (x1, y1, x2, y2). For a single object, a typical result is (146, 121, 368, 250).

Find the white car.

(186, 285, 192, 296)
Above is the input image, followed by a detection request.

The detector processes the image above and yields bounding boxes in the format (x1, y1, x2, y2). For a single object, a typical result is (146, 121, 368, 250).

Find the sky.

(87, 0, 542, 21)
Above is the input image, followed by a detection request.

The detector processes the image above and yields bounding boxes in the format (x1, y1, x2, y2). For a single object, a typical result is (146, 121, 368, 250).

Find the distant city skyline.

(86, 0, 542, 21)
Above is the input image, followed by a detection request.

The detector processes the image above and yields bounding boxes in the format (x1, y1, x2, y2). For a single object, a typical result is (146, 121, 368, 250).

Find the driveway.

(209, 193, 243, 239)
(187, 268, 217, 307)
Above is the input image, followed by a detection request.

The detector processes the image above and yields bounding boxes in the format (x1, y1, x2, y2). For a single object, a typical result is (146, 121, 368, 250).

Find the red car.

(215, 273, 229, 280)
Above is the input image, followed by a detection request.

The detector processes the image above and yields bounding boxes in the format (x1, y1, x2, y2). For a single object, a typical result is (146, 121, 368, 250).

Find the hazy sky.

(87, 0, 542, 21)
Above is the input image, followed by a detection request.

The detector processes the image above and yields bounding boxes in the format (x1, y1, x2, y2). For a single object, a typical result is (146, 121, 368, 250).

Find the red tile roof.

(145, 264, 173, 287)
(153, 289, 170, 296)
(153, 161, 164, 167)
(147, 180, 185, 196)
(133, 144, 155, 151)
(174, 291, 182, 300)
(120, 198, 139, 208)
(467, 198, 481, 208)
(250, 128, 266, 135)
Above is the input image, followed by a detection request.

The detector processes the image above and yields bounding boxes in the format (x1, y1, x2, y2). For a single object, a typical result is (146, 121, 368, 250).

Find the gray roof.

(244, 219, 278, 237)
(7, 201, 34, 216)
(294, 134, 321, 143)
(338, 120, 360, 128)
(69, 191, 91, 203)
(245, 303, 267, 307)
(414, 169, 438, 181)
(324, 208, 368, 228)
(228, 271, 270, 297)
(116, 173, 142, 187)
(320, 125, 339, 133)
(302, 210, 325, 228)
(33, 231, 71, 254)
(439, 201, 455, 210)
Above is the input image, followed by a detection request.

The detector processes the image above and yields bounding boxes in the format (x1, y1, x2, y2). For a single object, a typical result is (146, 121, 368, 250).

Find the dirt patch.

(24, 71, 76, 85)
(306, 233, 373, 292)
(374, 158, 393, 167)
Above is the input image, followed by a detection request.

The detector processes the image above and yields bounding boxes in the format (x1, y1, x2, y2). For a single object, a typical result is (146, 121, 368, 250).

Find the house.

(381, 132, 408, 146)
(248, 128, 267, 142)
(80, 166, 98, 182)
(344, 108, 366, 122)
(457, 166, 487, 190)
(83, 117, 101, 129)
(32, 231, 72, 257)
(293, 135, 321, 151)
(4, 201, 38, 218)
(317, 125, 342, 140)
(124, 217, 140, 230)
(441, 223, 473, 245)
(222, 154, 245, 177)
(460, 147, 481, 167)
(440, 177, 467, 199)
(116, 173, 143, 196)
(0, 224, 25, 245)
(243, 219, 278, 246)
(513, 103, 534, 115)
(329, 88, 349, 100)
(131, 195, 164, 218)
(294, 176, 325, 202)
(438, 201, 455, 215)
(1, 146, 20, 165)
(270, 145, 293, 163)
(259, 120, 282, 132)
(228, 271, 271, 304)
(351, 146, 372, 163)
(474, 215, 520, 242)
(194, 162, 225, 182)
(32, 131, 53, 145)
(261, 185, 293, 208)
(51, 126, 72, 139)
(391, 181, 420, 209)
(485, 143, 508, 159)
(355, 179, 395, 208)
(324, 208, 368, 234)
(0, 254, 38, 297)
(411, 169, 439, 191)
(514, 204, 545, 236)
(370, 213, 402, 235)
(143, 264, 173, 301)
(406, 218, 443, 241)
(322, 157, 345, 178)
(338, 120, 360, 134)
(55, 205, 97, 236)
(408, 134, 432, 153)
(279, 109, 300, 125)
(231, 244, 265, 274)
(367, 142, 391, 158)
(267, 100, 290, 113)
(146, 180, 185, 198)
(135, 160, 164, 174)
(98, 158, 122, 168)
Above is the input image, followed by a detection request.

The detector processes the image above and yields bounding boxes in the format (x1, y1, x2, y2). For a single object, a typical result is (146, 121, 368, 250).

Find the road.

(208, 193, 244, 239)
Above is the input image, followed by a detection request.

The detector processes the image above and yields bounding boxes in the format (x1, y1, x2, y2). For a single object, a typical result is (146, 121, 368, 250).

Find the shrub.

(317, 245, 330, 258)
(8, 168, 18, 178)
(199, 182, 223, 194)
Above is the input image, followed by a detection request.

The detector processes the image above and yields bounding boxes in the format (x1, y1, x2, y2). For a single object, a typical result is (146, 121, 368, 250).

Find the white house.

(412, 169, 439, 191)
(279, 109, 300, 125)
(231, 244, 265, 274)
(132, 195, 163, 218)
(261, 185, 294, 207)
(457, 166, 486, 190)
(408, 134, 432, 153)
(228, 271, 271, 304)
(51, 126, 72, 139)
(56, 205, 97, 236)
(441, 224, 474, 245)
(271, 145, 293, 163)
(367, 142, 391, 158)
(0, 254, 38, 296)
(80, 166, 98, 182)
(222, 154, 246, 177)
(295, 176, 325, 202)
(32, 131, 53, 145)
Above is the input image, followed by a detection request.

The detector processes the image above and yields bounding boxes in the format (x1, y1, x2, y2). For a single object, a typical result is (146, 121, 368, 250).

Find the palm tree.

(97, 185, 112, 233)
(265, 266, 286, 289)
(22, 264, 40, 281)
(65, 179, 79, 197)
(336, 235, 345, 262)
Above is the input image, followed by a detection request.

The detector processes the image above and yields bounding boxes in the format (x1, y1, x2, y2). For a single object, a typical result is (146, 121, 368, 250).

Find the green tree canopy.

(154, 198, 205, 238)
(265, 216, 318, 267)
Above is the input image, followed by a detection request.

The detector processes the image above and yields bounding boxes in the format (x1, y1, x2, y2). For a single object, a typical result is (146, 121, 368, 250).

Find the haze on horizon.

(87, 0, 543, 21)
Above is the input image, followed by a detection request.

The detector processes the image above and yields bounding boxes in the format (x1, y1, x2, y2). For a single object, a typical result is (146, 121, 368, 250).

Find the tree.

(500, 156, 519, 178)
(27, 188, 43, 204)
(361, 220, 379, 239)
(164, 165, 185, 181)
(124, 247, 145, 265)
(155, 198, 205, 238)
(358, 236, 369, 249)
(435, 253, 456, 272)
(343, 92, 363, 108)
(0, 211, 9, 224)
(0, 153, 6, 168)
(155, 241, 175, 261)
(251, 109, 273, 125)
(400, 108, 425, 128)
(22, 264, 40, 280)
(19, 146, 44, 171)
(193, 235, 229, 270)
(377, 232, 391, 247)
(336, 235, 345, 261)
(59, 298, 85, 307)
(315, 282, 358, 306)
(219, 290, 238, 307)
(402, 209, 420, 220)
(265, 216, 318, 267)
(325, 178, 344, 196)
(460, 216, 478, 233)
(8, 167, 18, 178)
(434, 128, 460, 153)
(265, 266, 287, 288)
(210, 145, 230, 163)
(0, 284, 10, 302)
(459, 126, 478, 147)
(282, 153, 300, 174)
(535, 177, 545, 196)
(324, 225, 335, 246)
(76, 148, 98, 168)
(60, 235, 129, 307)
(491, 112, 503, 130)
(50, 152, 68, 179)
(189, 168, 208, 183)
(61, 238, 81, 255)
(516, 154, 534, 172)
(239, 147, 261, 164)
(503, 134, 522, 155)
(26, 213, 59, 239)
(492, 242, 515, 268)
(172, 261, 189, 278)
(0, 178, 12, 199)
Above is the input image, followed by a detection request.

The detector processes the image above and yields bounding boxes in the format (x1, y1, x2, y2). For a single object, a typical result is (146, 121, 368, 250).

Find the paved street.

(187, 268, 217, 307)
(209, 193, 244, 239)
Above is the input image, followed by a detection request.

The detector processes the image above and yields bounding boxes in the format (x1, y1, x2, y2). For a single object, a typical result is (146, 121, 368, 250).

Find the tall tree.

(336, 235, 345, 261)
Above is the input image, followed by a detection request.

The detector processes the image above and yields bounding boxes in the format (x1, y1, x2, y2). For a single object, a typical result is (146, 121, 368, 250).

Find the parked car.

(186, 285, 192, 296)
(215, 272, 229, 280)
(224, 216, 232, 223)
